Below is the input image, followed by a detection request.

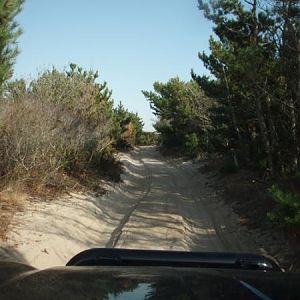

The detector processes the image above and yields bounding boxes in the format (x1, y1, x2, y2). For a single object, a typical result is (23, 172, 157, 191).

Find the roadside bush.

(143, 78, 212, 155)
(0, 94, 66, 184)
(0, 64, 116, 189)
(112, 102, 144, 150)
(184, 133, 199, 157)
(138, 132, 158, 145)
(267, 185, 300, 227)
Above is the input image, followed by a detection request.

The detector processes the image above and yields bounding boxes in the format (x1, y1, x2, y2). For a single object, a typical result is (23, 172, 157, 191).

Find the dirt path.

(0, 146, 260, 269)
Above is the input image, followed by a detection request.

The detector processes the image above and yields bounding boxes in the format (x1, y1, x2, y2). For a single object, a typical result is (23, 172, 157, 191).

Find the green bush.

(184, 133, 199, 156)
(112, 102, 144, 149)
(138, 132, 158, 145)
(267, 185, 300, 226)
(143, 78, 212, 155)
(0, 64, 116, 188)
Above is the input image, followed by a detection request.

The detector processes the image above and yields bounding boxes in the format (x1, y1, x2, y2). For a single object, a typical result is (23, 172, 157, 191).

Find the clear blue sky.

(14, 0, 213, 131)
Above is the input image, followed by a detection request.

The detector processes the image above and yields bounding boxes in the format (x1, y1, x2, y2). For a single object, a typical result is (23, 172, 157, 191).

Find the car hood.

(0, 262, 299, 300)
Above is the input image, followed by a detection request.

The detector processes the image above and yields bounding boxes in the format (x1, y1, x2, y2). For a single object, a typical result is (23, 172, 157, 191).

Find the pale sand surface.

(0, 146, 259, 269)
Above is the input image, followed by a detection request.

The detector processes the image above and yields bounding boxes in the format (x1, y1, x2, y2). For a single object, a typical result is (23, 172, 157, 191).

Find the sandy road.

(110, 146, 255, 252)
(0, 146, 258, 269)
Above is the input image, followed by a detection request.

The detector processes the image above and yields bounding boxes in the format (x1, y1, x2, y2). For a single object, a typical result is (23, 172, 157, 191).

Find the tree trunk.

(297, 17, 300, 169)
(222, 66, 243, 162)
(250, 0, 275, 176)
(255, 94, 275, 176)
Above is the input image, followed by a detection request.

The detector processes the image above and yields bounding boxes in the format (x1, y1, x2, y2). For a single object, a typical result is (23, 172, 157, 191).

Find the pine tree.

(0, 0, 24, 92)
(143, 78, 211, 155)
(195, 0, 300, 175)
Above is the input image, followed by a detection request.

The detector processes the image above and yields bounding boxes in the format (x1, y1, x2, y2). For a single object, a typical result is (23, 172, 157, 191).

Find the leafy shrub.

(143, 78, 212, 155)
(113, 102, 144, 149)
(138, 131, 158, 145)
(0, 64, 116, 188)
(267, 185, 300, 226)
(184, 133, 199, 156)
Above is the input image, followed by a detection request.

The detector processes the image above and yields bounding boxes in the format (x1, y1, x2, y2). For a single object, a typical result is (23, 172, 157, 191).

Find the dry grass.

(0, 187, 27, 240)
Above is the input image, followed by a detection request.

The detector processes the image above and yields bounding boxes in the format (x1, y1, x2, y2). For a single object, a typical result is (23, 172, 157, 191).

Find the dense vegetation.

(143, 78, 212, 156)
(0, 64, 146, 190)
(0, 1, 150, 194)
(113, 102, 144, 149)
(193, 0, 300, 177)
(144, 0, 300, 227)
(0, 2, 147, 191)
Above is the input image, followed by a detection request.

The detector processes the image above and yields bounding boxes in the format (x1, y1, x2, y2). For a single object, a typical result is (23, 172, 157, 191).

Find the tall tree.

(194, 0, 299, 175)
(273, 0, 300, 172)
(143, 78, 212, 155)
(0, 0, 24, 92)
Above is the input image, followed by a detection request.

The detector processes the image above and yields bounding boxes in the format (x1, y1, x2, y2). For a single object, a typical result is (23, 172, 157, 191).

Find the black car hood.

(0, 262, 299, 300)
